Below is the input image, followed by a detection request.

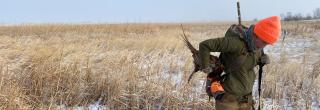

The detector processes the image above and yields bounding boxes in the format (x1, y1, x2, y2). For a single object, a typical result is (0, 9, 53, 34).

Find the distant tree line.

(281, 8, 320, 21)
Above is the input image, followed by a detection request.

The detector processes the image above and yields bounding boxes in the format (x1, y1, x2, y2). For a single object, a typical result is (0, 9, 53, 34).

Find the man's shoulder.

(222, 36, 246, 47)
(224, 24, 246, 39)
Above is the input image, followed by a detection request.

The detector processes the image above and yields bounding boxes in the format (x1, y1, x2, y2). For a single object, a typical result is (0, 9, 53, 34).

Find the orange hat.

(254, 16, 281, 45)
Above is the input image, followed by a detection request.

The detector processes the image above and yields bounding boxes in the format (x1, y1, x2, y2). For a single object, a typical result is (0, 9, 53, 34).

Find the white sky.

(1, 0, 320, 23)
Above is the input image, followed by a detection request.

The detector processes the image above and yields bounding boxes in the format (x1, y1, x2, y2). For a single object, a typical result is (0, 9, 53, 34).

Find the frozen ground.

(265, 34, 320, 64)
(256, 32, 320, 110)
(48, 29, 320, 109)
(1, 24, 319, 109)
(77, 32, 320, 109)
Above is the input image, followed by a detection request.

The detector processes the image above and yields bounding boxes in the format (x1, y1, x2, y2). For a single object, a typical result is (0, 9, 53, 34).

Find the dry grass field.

(0, 21, 320, 109)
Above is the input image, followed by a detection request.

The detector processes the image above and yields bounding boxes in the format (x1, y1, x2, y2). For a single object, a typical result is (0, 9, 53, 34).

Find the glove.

(202, 62, 216, 74)
(260, 54, 270, 65)
(206, 79, 225, 100)
(202, 66, 212, 74)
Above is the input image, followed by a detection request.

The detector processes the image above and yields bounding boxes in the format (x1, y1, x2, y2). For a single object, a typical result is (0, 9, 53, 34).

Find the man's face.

(253, 33, 268, 49)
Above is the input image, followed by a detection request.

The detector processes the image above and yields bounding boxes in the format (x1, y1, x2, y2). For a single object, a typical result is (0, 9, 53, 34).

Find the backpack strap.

(236, 25, 255, 53)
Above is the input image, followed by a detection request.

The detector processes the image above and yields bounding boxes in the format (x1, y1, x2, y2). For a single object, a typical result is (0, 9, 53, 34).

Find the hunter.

(199, 16, 281, 110)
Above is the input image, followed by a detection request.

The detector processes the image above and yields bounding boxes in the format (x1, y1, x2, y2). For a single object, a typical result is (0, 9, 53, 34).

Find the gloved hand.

(202, 62, 216, 74)
(206, 79, 225, 100)
(260, 54, 270, 65)
(202, 66, 213, 74)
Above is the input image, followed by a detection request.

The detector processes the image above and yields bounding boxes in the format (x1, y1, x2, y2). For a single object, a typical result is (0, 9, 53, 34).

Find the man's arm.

(199, 37, 244, 70)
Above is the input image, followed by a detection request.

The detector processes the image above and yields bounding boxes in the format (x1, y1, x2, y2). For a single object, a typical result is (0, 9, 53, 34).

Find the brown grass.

(0, 22, 319, 109)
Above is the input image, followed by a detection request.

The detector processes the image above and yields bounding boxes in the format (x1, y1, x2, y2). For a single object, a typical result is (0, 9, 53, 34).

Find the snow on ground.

(256, 33, 320, 109)
(57, 98, 105, 110)
(2, 27, 319, 109)
(264, 35, 319, 64)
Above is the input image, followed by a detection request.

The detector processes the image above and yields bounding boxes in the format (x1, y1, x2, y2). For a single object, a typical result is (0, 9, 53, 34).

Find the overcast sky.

(1, 0, 320, 24)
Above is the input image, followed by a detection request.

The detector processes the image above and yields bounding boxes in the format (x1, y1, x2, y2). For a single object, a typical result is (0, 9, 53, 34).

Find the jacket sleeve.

(199, 37, 244, 69)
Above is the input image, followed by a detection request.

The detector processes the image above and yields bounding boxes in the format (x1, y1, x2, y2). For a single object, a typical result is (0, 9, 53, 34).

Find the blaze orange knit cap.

(254, 16, 281, 45)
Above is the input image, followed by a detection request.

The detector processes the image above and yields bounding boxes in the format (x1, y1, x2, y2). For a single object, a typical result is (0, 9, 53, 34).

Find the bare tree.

(306, 14, 312, 20)
(282, 8, 320, 21)
(286, 12, 292, 20)
(313, 8, 320, 19)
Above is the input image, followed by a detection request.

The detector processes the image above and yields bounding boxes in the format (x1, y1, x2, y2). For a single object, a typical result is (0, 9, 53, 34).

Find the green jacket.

(199, 25, 262, 96)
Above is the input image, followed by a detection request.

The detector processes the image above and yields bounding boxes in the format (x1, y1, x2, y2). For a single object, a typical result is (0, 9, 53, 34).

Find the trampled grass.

(0, 22, 319, 109)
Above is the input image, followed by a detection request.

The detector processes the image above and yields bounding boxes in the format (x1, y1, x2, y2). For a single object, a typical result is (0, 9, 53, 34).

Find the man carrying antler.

(184, 16, 281, 110)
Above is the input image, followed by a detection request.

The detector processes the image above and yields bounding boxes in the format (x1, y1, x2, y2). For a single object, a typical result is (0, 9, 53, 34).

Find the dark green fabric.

(199, 26, 262, 96)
